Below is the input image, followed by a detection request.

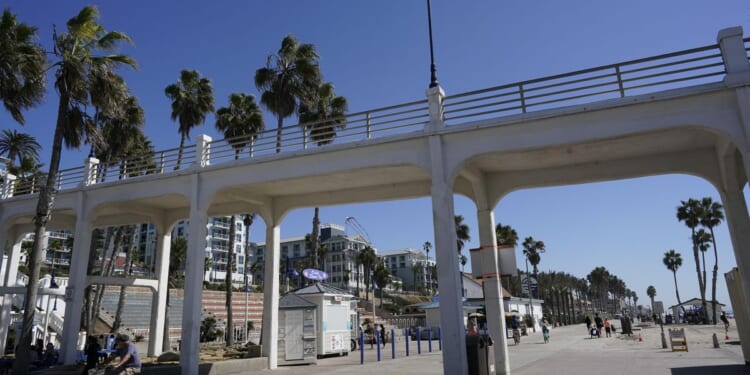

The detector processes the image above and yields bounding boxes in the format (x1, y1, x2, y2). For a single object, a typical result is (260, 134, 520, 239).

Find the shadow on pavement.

(671, 364, 748, 375)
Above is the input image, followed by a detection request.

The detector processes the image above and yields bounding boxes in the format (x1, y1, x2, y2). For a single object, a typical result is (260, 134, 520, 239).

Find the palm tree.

(215, 94, 264, 346)
(522, 237, 545, 273)
(298, 82, 347, 269)
(454, 215, 471, 254)
(411, 262, 422, 292)
(255, 34, 321, 153)
(373, 262, 391, 308)
(699, 197, 724, 324)
(164, 237, 187, 351)
(423, 241, 432, 260)
(165, 69, 215, 169)
(646, 285, 656, 314)
(676, 198, 708, 323)
(0, 8, 46, 126)
(0, 129, 41, 168)
(587, 267, 610, 313)
(495, 222, 519, 247)
(215, 93, 265, 158)
(18, 7, 136, 370)
(693, 229, 712, 319)
(96, 96, 144, 180)
(358, 246, 377, 301)
(663, 249, 686, 314)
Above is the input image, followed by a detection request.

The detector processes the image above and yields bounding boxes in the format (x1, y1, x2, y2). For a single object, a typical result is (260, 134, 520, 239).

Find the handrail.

(0, 39, 744, 198)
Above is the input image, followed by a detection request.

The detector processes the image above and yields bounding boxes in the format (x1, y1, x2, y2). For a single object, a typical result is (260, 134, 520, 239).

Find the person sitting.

(42, 342, 58, 366)
(99, 334, 141, 374)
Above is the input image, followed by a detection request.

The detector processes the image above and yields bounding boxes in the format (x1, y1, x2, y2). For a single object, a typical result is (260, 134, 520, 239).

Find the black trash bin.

(466, 334, 495, 375)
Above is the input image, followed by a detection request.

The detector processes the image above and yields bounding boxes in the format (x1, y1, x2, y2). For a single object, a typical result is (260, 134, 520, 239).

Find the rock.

(156, 351, 180, 362)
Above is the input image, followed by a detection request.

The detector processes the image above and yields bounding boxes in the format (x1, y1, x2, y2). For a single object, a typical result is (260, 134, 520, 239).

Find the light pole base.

(661, 331, 668, 349)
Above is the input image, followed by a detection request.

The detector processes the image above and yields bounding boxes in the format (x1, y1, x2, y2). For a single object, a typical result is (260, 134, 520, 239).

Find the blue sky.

(3, 0, 750, 311)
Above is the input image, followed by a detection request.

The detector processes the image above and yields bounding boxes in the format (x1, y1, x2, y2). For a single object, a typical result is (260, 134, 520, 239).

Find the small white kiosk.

(294, 283, 356, 357)
(278, 293, 318, 366)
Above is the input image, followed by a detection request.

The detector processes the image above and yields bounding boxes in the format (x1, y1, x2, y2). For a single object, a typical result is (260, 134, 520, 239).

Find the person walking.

(603, 319, 612, 337)
(594, 313, 603, 338)
(380, 324, 387, 348)
(584, 315, 592, 331)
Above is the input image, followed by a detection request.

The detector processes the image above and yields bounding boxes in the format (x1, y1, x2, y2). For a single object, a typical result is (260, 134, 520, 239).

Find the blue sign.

(303, 268, 328, 281)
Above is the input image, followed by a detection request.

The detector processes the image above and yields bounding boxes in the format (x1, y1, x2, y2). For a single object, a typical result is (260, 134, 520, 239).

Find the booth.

(278, 293, 318, 366)
(294, 283, 356, 357)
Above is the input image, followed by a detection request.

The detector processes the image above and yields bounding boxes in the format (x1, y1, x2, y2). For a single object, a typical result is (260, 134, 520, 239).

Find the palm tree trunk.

(176, 134, 185, 170)
(163, 287, 171, 352)
(226, 215, 236, 346)
(673, 271, 686, 314)
(700, 250, 708, 323)
(690, 229, 707, 323)
(15, 93, 68, 372)
(93, 226, 125, 326)
(710, 227, 719, 325)
(275, 116, 283, 153)
(311, 208, 319, 269)
(112, 246, 135, 332)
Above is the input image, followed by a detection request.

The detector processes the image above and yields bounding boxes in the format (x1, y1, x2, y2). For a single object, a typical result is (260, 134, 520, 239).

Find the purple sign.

(303, 268, 328, 281)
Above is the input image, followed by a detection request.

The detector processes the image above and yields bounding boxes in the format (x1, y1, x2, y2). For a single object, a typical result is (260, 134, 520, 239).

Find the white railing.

(0, 37, 747, 199)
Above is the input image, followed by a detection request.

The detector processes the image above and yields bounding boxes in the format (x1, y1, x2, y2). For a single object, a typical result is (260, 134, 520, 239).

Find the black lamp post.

(426, 0, 439, 88)
(50, 268, 59, 311)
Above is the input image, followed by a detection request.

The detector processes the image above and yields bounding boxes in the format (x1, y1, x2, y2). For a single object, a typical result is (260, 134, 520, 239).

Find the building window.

(238, 256, 244, 265)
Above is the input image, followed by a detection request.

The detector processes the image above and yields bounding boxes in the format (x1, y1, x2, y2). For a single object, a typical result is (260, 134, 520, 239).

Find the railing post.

(159, 152, 166, 174)
(83, 157, 99, 187)
(195, 134, 212, 168)
(1, 171, 16, 199)
(366, 112, 372, 139)
(519, 84, 527, 113)
(718, 26, 750, 84)
(425, 85, 445, 130)
(615, 66, 625, 97)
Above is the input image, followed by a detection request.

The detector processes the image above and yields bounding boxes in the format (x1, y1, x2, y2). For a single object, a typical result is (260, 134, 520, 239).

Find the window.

(256, 248, 264, 255)
(293, 249, 300, 258)
(235, 244, 242, 253)
(177, 228, 184, 237)
(293, 244, 300, 252)
(236, 234, 242, 242)
(238, 256, 244, 265)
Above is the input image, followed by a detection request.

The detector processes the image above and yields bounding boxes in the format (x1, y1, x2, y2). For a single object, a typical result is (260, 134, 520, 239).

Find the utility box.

(466, 334, 495, 375)
(294, 283, 356, 357)
(278, 293, 317, 366)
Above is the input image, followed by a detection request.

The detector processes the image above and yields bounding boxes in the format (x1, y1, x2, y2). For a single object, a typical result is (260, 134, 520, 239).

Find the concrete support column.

(0, 232, 22, 355)
(428, 133, 468, 375)
(475, 209, 510, 375)
(148, 229, 171, 356)
(261, 223, 281, 369)
(61, 204, 93, 364)
(719, 160, 750, 364)
(180, 205, 208, 374)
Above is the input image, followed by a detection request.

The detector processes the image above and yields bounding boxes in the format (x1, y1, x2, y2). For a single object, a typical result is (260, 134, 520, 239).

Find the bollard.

(417, 327, 422, 354)
(428, 327, 432, 352)
(391, 328, 396, 359)
(438, 326, 442, 351)
(360, 331, 365, 364)
(713, 333, 720, 348)
(405, 328, 410, 357)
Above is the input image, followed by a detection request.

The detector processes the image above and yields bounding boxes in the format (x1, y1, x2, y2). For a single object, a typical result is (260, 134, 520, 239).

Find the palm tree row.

(676, 197, 725, 324)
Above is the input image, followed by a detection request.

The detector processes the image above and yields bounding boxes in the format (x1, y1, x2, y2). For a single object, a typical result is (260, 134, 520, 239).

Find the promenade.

(39, 320, 746, 374)
(268, 321, 746, 375)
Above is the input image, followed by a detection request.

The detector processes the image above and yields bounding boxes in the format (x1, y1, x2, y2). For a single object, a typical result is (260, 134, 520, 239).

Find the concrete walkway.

(38, 320, 746, 374)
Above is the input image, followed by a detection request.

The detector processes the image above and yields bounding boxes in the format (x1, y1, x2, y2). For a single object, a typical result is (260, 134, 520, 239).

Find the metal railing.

(0, 39, 744, 198)
(443, 42, 727, 122)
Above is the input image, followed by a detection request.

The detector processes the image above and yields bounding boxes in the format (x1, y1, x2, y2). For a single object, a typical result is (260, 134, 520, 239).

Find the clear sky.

(3, 0, 750, 311)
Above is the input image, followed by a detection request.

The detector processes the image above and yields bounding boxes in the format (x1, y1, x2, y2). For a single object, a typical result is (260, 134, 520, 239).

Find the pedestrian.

(604, 319, 612, 337)
(542, 323, 550, 343)
(379, 324, 387, 347)
(720, 311, 730, 334)
(468, 319, 479, 335)
(98, 334, 141, 374)
(584, 315, 592, 331)
(594, 313, 603, 337)
(82, 335, 101, 375)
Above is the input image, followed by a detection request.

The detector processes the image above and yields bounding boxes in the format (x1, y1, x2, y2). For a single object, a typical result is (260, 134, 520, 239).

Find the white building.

(379, 248, 436, 293)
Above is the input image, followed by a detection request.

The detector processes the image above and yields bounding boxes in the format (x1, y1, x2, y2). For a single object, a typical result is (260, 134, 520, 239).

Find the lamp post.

(426, 0, 439, 88)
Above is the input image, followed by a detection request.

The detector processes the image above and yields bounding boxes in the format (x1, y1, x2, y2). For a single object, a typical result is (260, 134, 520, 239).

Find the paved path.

(263, 321, 746, 374)
(38, 320, 747, 374)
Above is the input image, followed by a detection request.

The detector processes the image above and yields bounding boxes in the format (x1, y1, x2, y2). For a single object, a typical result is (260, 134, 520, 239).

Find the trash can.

(466, 334, 495, 375)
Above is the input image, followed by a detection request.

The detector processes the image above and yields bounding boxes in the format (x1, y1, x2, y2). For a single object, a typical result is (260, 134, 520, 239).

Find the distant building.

(379, 248, 435, 293)
(249, 223, 372, 292)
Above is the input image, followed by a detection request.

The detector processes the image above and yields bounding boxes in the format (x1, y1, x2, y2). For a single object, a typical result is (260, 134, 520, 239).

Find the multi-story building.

(379, 248, 436, 293)
(249, 223, 372, 292)
(19, 231, 74, 276)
